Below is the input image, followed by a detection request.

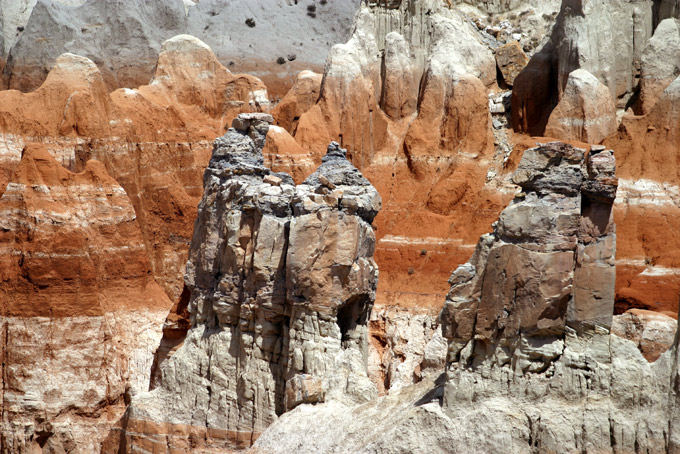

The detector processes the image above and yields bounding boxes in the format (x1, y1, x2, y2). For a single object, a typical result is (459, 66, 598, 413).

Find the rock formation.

(2, 1, 680, 452)
(441, 142, 618, 357)
(271, 70, 322, 134)
(0, 34, 270, 302)
(254, 142, 680, 454)
(2, 0, 359, 96)
(507, 1, 680, 314)
(606, 75, 680, 314)
(544, 69, 618, 143)
(117, 114, 382, 451)
(0, 34, 299, 454)
(292, 0, 513, 310)
(513, 0, 659, 136)
(0, 144, 170, 452)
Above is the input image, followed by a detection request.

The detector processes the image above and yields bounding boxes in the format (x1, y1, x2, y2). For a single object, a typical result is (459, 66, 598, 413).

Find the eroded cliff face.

(116, 114, 382, 451)
(0, 35, 281, 454)
(2, 1, 680, 452)
(0, 34, 271, 302)
(506, 1, 680, 314)
(0, 0, 359, 97)
(0, 145, 170, 452)
(254, 142, 680, 454)
(438, 143, 677, 454)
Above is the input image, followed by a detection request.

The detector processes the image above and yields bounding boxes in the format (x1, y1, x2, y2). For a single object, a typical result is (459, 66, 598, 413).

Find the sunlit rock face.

(437, 142, 680, 454)
(118, 114, 382, 451)
(442, 142, 618, 358)
(253, 142, 680, 454)
(0, 144, 170, 453)
(506, 0, 680, 314)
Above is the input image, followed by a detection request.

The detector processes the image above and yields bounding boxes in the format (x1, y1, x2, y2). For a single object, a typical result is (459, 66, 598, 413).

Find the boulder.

(545, 69, 618, 143)
(494, 40, 529, 86)
(612, 309, 678, 361)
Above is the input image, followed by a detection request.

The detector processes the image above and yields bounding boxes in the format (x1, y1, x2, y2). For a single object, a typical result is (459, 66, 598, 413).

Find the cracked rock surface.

(253, 142, 680, 454)
(118, 114, 381, 451)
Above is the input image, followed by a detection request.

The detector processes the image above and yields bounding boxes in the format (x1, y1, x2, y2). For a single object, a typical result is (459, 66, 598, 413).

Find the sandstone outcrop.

(118, 114, 381, 451)
(292, 0, 512, 309)
(441, 141, 618, 358)
(544, 69, 618, 143)
(436, 143, 678, 453)
(270, 70, 322, 134)
(507, 2, 680, 315)
(254, 142, 680, 454)
(0, 35, 277, 453)
(513, 0, 658, 136)
(3, 1, 680, 452)
(2, 0, 358, 96)
(0, 144, 170, 453)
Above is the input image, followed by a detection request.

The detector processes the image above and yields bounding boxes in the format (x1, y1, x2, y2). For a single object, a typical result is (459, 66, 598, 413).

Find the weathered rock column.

(441, 142, 617, 367)
(119, 115, 381, 451)
(285, 142, 381, 409)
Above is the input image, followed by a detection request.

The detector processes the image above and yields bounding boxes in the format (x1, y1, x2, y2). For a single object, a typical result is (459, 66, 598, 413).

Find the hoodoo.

(2, 1, 680, 453)
(118, 114, 382, 451)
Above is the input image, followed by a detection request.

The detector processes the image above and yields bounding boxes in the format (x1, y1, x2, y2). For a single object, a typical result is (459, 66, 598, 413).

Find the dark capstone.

(303, 142, 372, 188)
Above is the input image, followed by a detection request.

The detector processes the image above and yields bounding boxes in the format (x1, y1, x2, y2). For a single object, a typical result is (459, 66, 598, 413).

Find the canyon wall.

(0, 144, 170, 452)
(0, 35, 282, 453)
(0, 0, 359, 97)
(1, 0, 680, 452)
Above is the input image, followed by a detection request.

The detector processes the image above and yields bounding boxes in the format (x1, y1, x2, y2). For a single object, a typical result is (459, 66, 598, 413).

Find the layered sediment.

(0, 145, 170, 452)
(1, 1, 680, 452)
